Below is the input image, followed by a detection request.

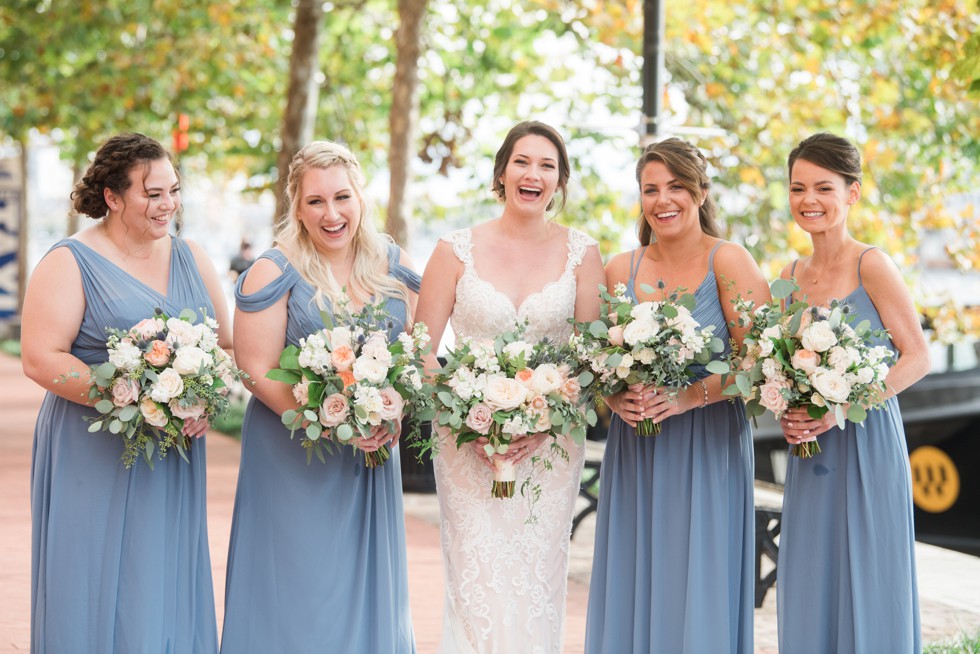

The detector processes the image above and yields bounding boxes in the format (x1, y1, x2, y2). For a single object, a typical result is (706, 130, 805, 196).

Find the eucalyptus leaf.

(306, 424, 321, 440)
(336, 424, 354, 441)
(705, 360, 730, 374)
(770, 278, 797, 300)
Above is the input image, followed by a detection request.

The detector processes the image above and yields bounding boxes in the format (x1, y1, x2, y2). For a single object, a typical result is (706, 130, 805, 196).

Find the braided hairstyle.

(70, 133, 178, 222)
(635, 137, 719, 245)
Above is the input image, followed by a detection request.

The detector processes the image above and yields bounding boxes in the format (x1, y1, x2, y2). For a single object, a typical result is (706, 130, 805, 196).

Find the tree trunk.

(273, 0, 324, 231)
(386, 0, 428, 248)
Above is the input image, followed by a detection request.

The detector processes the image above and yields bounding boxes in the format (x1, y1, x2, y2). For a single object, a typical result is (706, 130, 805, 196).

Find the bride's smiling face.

(499, 135, 560, 217)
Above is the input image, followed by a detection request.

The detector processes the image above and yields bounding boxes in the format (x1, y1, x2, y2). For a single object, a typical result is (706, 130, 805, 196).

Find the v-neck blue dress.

(220, 245, 419, 653)
(585, 242, 754, 653)
(777, 250, 920, 653)
(31, 238, 218, 653)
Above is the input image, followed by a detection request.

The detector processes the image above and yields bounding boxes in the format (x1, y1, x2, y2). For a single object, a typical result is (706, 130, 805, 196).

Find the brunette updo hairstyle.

(491, 121, 570, 213)
(787, 132, 863, 187)
(635, 137, 719, 245)
(70, 133, 176, 219)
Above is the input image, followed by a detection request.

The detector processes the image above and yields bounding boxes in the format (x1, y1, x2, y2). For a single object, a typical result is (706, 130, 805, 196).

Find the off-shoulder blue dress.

(585, 242, 754, 653)
(778, 250, 920, 653)
(220, 244, 419, 653)
(31, 238, 218, 653)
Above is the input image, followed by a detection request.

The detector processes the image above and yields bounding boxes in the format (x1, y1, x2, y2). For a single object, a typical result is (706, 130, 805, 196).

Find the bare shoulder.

(857, 246, 899, 278)
(711, 240, 759, 271)
(605, 248, 640, 283)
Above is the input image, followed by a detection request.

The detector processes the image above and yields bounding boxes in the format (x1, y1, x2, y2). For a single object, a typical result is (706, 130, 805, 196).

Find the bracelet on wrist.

(698, 379, 708, 408)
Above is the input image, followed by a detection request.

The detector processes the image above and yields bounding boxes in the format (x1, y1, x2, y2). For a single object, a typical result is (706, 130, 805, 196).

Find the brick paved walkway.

(2, 352, 979, 653)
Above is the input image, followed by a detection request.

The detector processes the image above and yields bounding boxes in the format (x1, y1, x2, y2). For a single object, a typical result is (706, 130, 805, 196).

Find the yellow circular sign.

(909, 446, 960, 513)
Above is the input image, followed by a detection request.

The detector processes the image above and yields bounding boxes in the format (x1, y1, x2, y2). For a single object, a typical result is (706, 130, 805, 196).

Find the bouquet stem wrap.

(491, 458, 517, 499)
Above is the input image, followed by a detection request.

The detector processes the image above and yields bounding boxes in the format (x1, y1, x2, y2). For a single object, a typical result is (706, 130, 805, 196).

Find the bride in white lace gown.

(416, 121, 604, 653)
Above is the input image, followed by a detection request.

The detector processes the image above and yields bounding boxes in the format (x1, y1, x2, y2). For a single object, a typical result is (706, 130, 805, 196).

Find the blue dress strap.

(386, 242, 421, 294)
(625, 247, 647, 300)
(234, 249, 301, 313)
(706, 240, 724, 272)
(856, 247, 878, 286)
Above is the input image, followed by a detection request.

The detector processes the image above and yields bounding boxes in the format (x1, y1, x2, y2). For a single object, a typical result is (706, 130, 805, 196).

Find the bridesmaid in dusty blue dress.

(221, 141, 418, 653)
(776, 133, 928, 653)
(585, 138, 769, 653)
(21, 133, 230, 652)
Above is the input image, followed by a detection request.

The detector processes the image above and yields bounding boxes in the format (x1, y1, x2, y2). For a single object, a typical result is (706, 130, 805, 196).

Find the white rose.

(636, 347, 656, 365)
(327, 326, 353, 350)
(172, 346, 212, 376)
(530, 364, 562, 396)
(353, 385, 384, 425)
(503, 341, 534, 362)
(352, 356, 389, 384)
(623, 319, 657, 346)
(801, 321, 838, 353)
(165, 317, 200, 347)
(826, 346, 851, 373)
(361, 333, 392, 365)
(483, 376, 528, 411)
(810, 367, 851, 404)
(761, 325, 782, 342)
(630, 302, 656, 322)
(108, 340, 142, 371)
(149, 368, 185, 403)
(855, 366, 875, 385)
(502, 415, 530, 436)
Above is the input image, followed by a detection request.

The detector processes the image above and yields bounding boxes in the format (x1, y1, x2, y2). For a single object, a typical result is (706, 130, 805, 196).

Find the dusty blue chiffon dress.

(585, 242, 755, 654)
(777, 250, 920, 653)
(220, 244, 419, 653)
(31, 238, 218, 653)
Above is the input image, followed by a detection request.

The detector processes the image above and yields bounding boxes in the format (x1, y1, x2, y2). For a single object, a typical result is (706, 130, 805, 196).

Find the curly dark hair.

(70, 133, 176, 220)
(635, 137, 719, 245)
(491, 121, 570, 213)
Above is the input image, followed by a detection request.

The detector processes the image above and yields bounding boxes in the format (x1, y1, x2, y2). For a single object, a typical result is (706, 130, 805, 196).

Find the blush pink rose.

(559, 377, 581, 403)
(378, 386, 405, 422)
(318, 393, 350, 428)
(169, 397, 207, 421)
(110, 378, 140, 407)
(144, 340, 171, 367)
(607, 324, 625, 347)
(758, 379, 790, 416)
(292, 379, 311, 406)
(331, 345, 356, 372)
(465, 402, 493, 435)
(131, 317, 165, 340)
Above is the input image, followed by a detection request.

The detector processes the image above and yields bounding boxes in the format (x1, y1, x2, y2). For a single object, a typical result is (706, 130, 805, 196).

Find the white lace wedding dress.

(434, 227, 594, 654)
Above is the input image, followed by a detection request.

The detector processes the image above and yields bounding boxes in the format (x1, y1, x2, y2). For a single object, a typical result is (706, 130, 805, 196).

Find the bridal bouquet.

(82, 308, 244, 468)
(267, 304, 433, 467)
(723, 279, 894, 457)
(431, 325, 596, 499)
(571, 282, 726, 435)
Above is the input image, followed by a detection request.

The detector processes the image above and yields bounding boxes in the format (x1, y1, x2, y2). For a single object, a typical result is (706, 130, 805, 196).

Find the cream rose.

(530, 364, 562, 396)
(361, 334, 392, 365)
(172, 346, 212, 376)
(378, 386, 405, 422)
(318, 393, 350, 428)
(352, 356, 388, 384)
(623, 319, 657, 346)
(483, 376, 528, 411)
(465, 402, 494, 435)
(110, 378, 140, 407)
(826, 346, 854, 373)
(165, 318, 199, 347)
(327, 326, 353, 350)
(559, 377, 581, 403)
(139, 396, 169, 428)
(801, 321, 838, 353)
(149, 368, 185, 402)
(810, 367, 851, 404)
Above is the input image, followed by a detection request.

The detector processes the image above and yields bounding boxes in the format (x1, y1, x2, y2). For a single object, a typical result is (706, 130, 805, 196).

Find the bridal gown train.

(433, 227, 595, 654)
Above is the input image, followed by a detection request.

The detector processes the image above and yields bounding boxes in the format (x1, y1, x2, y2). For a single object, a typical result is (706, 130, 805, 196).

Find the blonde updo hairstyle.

(275, 140, 409, 311)
(635, 137, 719, 245)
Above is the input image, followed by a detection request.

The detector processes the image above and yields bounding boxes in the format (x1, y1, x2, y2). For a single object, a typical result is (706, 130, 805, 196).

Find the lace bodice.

(443, 227, 596, 344)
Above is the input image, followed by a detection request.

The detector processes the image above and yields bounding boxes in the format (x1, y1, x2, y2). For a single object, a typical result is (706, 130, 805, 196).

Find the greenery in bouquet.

(78, 308, 245, 469)
(267, 302, 434, 467)
(723, 279, 894, 457)
(430, 323, 596, 501)
(571, 282, 726, 436)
